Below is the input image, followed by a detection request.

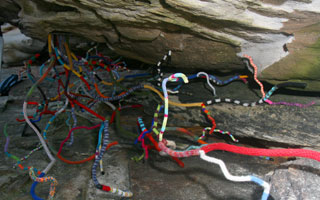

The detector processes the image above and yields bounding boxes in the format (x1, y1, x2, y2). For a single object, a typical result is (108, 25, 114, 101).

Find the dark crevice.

(71, 0, 93, 11)
(135, 0, 151, 4)
(0, 0, 21, 26)
(33, 0, 79, 13)
(232, 135, 308, 149)
(276, 164, 320, 176)
(258, 81, 320, 97)
(107, 20, 122, 43)
(162, 65, 249, 76)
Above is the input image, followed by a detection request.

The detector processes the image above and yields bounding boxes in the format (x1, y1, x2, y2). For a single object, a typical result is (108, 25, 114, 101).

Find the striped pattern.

(201, 104, 216, 134)
(206, 98, 264, 107)
(152, 104, 162, 135)
(66, 107, 77, 146)
(155, 50, 171, 87)
(92, 85, 143, 102)
(4, 124, 42, 175)
(137, 117, 150, 159)
(91, 120, 133, 197)
(243, 55, 265, 98)
(158, 141, 199, 158)
(84, 65, 138, 100)
(13, 143, 42, 169)
(43, 115, 56, 140)
(159, 73, 188, 142)
(29, 167, 58, 200)
(0, 74, 20, 95)
(264, 86, 278, 101)
(200, 127, 238, 143)
(43, 98, 69, 141)
(92, 120, 109, 187)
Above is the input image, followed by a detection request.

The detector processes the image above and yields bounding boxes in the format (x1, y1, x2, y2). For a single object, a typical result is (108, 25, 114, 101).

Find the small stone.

(0, 96, 8, 111)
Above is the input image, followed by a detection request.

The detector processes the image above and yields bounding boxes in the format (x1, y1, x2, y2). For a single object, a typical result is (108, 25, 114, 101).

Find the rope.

(197, 72, 216, 96)
(159, 73, 189, 142)
(242, 55, 265, 98)
(199, 150, 270, 200)
(91, 120, 133, 197)
(29, 167, 58, 200)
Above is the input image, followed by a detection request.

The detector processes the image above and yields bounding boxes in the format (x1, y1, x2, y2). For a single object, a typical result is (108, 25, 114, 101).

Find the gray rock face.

(1, 0, 320, 90)
(269, 158, 320, 200)
(2, 24, 45, 66)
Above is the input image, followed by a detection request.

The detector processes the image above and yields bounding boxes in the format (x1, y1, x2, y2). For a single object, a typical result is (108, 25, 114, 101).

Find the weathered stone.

(268, 158, 320, 200)
(0, 0, 320, 90)
(2, 24, 45, 65)
(116, 26, 161, 41)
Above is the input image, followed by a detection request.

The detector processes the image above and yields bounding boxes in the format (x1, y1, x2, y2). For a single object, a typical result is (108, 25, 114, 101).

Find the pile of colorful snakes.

(2, 33, 319, 200)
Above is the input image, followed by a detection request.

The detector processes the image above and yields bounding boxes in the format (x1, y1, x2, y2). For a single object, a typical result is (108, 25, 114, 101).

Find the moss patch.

(261, 23, 320, 91)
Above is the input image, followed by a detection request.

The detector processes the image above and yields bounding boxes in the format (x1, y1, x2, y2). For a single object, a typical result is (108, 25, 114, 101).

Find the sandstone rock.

(2, 24, 45, 66)
(268, 158, 320, 200)
(0, 0, 320, 90)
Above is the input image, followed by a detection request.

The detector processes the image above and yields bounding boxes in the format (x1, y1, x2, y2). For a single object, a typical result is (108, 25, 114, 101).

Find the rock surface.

(0, 0, 320, 90)
(2, 24, 45, 66)
(269, 158, 320, 200)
